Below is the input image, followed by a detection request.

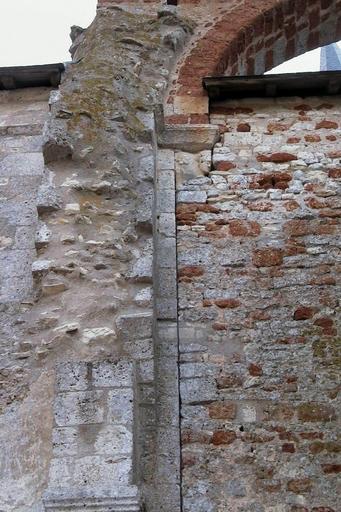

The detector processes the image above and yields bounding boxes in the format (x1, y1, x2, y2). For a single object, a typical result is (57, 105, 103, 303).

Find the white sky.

(0, 0, 97, 66)
(268, 47, 321, 74)
(0, 2, 340, 71)
(268, 41, 341, 74)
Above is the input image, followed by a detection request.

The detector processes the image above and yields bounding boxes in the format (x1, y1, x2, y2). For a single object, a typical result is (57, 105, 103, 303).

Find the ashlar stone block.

(92, 360, 135, 389)
(55, 362, 89, 392)
(54, 391, 106, 427)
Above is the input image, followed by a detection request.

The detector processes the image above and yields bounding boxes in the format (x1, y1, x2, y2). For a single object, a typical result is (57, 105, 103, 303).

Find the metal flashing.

(203, 71, 341, 100)
(0, 63, 65, 90)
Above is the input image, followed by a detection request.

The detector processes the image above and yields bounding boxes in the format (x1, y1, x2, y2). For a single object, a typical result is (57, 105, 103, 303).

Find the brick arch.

(168, 0, 341, 118)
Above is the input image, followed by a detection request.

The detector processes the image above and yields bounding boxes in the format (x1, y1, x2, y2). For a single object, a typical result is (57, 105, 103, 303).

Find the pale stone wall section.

(0, 87, 51, 304)
(43, 360, 140, 511)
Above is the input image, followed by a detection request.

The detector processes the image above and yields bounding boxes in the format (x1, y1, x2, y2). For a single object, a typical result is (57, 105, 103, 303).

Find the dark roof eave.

(203, 70, 341, 100)
(0, 63, 66, 90)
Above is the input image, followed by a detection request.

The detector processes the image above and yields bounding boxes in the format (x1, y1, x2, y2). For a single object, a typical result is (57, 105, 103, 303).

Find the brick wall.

(176, 94, 340, 512)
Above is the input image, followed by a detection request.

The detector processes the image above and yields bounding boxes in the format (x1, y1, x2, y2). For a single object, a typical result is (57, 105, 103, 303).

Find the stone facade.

(0, 1, 340, 512)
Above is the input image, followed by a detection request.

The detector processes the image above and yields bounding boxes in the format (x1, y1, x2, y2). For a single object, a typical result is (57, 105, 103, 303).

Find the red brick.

(285, 220, 314, 237)
(305, 197, 327, 209)
(250, 174, 273, 190)
(212, 322, 228, 331)
(321, 208, 341, 221)
(211, 430, 237, 446)
(322, 464, 341, 474)
(182, 428, 211, 445)
(229, 220, 261, 237)
(199, 230, 226, 240)
(165, 114, 188, 124)
(267, 122, 291, 133)
(189, 114, 209, 124)
(284, 200, 300, 211)
(278, 336, 306, 345)
(196, 204, 220, 213)
(284, 241, 306, 256)
(313, 317, 336, 335)
(297, 403, 336, 422)
(282, 443, 295, 453)
(287, 478, 312, 493)
(316, 120, 339, 129)
(176, 203, 220, 225)
(259, 480, 282, 492)
(293, 306, 316, 320)
(328, 148, 341, 159)
(178, 266, 204, 280)
(248, 363, 263, 376)
(237, 122, 251, 132)
(214, 298, 240, 309)
(305, 134, 321, 142)
(214, 161, 236, 172)
(208, 401, 237, 419)
(253, 248, 283, 267)
(328, 168, 341, 178)
(257, 152, 297, 163)
(312, 274, 337, 286)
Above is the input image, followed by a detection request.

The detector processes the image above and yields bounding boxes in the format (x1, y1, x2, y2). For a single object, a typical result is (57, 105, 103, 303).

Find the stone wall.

(176, 94, 340, 512)
(0, 2, 340, 511)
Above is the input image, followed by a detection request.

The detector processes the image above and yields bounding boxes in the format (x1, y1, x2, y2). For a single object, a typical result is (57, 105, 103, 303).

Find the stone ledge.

(158, 124, 220, 153)
(43, 486, 141, 511)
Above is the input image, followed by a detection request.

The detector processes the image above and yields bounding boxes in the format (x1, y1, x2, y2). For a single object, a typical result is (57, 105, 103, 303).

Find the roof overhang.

(0, 63, 65, 90)
(203, 71, 341, 100)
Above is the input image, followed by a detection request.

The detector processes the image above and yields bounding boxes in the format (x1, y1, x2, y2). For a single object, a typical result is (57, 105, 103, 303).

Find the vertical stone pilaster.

(153, 148, 182, 512)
